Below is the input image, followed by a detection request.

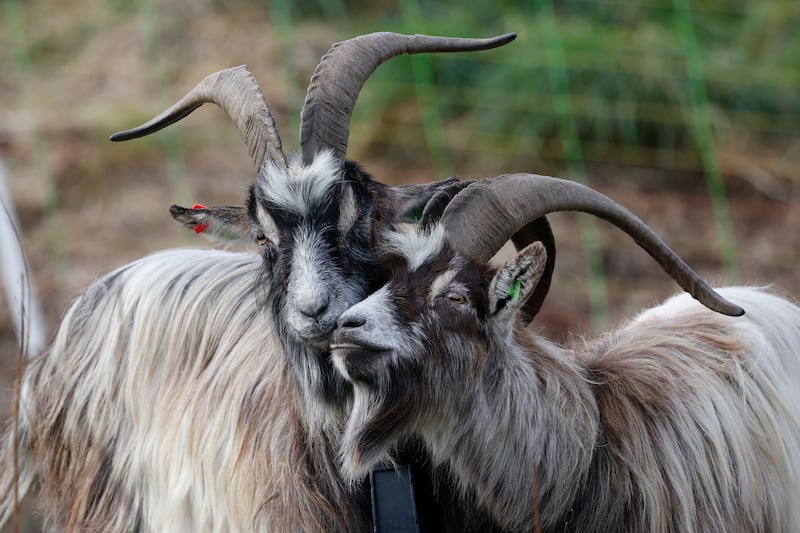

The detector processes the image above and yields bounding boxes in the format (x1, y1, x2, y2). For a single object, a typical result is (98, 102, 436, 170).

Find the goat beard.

(286, 347, 353, 433)
(339, 367, 423, 484)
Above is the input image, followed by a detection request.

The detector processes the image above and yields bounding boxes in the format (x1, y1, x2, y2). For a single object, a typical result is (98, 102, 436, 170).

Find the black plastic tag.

(370, 463, 420, 533)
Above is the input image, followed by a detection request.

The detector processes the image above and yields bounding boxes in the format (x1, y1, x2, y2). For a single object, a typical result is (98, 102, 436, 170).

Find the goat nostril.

(337, 314, 366, 330)
(298, 296, 330, 319)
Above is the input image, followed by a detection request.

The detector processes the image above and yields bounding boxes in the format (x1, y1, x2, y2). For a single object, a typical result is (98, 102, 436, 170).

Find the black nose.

(337, 312, 366, 330)
(298, 295, 330, 319)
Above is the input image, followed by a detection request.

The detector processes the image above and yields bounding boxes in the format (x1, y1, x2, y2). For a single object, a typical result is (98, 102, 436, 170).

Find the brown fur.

(333, 227, 800, 532)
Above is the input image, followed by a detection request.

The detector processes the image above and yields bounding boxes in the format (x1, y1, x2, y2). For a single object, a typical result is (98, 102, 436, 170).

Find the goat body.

(1, 248, 370, 532)
(333, 227, 800, 532)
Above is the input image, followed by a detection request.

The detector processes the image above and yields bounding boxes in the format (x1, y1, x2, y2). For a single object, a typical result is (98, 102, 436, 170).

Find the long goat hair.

(331, 176, 800, 532)
(0, 32, 518, 532)
(1, 249, 368, 531)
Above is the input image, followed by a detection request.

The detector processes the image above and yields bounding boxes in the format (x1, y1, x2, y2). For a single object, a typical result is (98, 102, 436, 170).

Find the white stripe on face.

(429, 269, 459, 300)
(254, 203, 280, 245)
(337, 185, 359, 236)
(289, 227, 329, 315)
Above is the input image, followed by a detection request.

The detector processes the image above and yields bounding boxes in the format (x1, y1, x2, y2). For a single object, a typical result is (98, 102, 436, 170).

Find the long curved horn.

(110, 65, 287, 171)
(440, 173, 744, 317)
(421, 179, 555, 325)
(299, 32, 516, 164)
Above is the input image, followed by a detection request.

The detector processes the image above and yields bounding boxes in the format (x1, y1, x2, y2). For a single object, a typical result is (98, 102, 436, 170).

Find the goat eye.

(255, 234, 269, 246)
(446, 292, 466, 304)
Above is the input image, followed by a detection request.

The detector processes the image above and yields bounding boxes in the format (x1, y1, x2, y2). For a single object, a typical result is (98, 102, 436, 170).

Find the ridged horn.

(440, 173, 744, 317)
(110, 65, 287, 171)
(420, 179, 475, 227)
(299, 32, 516, 164)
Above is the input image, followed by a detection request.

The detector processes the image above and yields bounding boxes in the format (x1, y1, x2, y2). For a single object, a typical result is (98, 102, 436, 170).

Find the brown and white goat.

(0, 33, 517, 532)
(332, 174, 800, 532)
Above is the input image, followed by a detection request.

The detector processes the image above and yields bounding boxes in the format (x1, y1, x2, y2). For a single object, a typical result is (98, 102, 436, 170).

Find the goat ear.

(385, 178, 462, 223)
(488, 241, 548, 317)
(170, 204, 252, 244)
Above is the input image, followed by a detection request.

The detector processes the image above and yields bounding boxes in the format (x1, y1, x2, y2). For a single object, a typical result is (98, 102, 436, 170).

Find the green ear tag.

(508, 279, 522, 302)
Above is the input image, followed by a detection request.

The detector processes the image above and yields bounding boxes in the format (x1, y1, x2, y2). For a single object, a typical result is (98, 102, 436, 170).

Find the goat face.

(171, 154, 456, 405)
(249, 152, 377, 347)
(330, 224, 548, 477)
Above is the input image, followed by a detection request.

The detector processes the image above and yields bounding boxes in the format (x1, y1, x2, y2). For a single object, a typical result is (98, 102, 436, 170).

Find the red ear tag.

(192, 204, 209, 233)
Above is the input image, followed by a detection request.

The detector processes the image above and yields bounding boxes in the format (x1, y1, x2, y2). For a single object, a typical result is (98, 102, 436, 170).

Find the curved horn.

(420, 179, 475, 227)
(300, 32, 516, 164)
(421, 179, 555, 325)
(110, 65, 287, 171)
(510, 217, 556, 324)
(441, 173, 744, 317)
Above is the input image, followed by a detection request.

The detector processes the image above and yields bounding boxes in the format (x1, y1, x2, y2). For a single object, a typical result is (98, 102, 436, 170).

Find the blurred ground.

(0, 1, 798, 530)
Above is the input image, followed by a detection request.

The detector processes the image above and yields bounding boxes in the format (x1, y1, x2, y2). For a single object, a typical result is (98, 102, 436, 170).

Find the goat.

(0, 32, 517, 532)
(331, 173, 800, 532)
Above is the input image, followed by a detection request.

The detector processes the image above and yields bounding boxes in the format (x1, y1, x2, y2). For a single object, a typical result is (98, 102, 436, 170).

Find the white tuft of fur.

(383, 224, 447, 271)
(255, 150, 343, 216)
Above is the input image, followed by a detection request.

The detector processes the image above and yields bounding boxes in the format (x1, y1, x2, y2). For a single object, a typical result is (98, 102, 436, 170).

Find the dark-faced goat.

(0, 32, 516, 532)
(332, 174, 800, 532)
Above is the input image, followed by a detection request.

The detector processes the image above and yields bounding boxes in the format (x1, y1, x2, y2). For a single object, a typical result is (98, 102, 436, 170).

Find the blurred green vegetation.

(0, 0, 797, 336)
(5, 0, 796, 178)
(339, 0, 797, 175)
